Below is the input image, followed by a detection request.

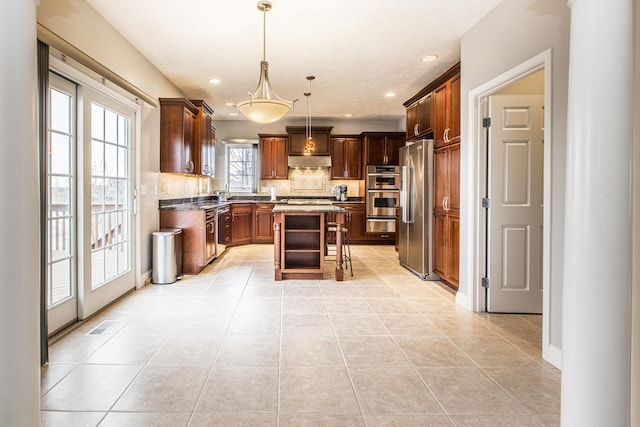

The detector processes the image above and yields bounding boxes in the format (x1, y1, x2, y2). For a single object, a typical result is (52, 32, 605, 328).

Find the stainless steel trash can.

(152, 228, 182, 284)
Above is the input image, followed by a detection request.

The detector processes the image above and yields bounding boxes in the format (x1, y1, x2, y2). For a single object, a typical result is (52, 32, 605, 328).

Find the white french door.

(78, 88, 136, 318)
(47, 73, 78, 334)
(46, 75, 137, 333)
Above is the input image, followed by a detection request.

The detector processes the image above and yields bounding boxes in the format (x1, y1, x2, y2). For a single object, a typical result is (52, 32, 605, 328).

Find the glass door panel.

(80, 88, 135, 318)
(47, 73, 78, 334)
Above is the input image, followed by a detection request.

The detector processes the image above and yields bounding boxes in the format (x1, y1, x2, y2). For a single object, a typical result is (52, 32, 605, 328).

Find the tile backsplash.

(158, 169, 364, 201)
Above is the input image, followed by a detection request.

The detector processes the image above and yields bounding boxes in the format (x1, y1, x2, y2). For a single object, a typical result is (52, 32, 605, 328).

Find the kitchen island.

(272, 204, 347, 281)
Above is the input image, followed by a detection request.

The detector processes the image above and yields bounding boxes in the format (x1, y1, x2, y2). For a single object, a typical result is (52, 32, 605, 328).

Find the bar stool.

(325, 212, 353, 276)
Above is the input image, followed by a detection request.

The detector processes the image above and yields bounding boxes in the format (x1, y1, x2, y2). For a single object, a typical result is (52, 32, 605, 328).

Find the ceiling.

(86, 0, 502, 122)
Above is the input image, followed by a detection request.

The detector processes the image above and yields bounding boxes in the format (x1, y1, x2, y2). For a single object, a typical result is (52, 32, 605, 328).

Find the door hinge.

(482, 277, 490, 288)
(483, 117, 491, 128)
(482, 197, 490, 208)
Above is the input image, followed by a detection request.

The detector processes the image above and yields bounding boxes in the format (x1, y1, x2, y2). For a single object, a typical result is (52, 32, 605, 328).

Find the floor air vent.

(87, 320, 118, 336)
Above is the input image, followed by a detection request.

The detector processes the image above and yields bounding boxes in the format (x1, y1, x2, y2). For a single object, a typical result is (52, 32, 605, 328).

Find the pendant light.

(304, 76, 315, 154)
(237, 1, 295, 124)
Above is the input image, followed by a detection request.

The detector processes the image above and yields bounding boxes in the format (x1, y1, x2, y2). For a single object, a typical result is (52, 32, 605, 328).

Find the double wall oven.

(366, 165, 400, 233)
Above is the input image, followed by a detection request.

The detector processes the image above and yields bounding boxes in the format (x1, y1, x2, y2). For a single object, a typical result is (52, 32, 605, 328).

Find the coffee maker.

(336, 185, 347, 201)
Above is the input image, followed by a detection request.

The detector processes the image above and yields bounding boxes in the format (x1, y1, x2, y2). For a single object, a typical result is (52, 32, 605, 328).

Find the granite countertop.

(159, 196, 364, 210)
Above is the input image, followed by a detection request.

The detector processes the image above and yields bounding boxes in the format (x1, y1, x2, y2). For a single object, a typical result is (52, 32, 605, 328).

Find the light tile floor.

(41, 245, 560, 426)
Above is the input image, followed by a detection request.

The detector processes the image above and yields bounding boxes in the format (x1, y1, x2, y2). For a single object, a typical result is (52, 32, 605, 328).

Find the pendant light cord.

(262, 7, 266, 62)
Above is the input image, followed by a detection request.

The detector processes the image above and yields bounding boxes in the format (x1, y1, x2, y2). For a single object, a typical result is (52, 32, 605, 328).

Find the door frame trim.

(461, 49, 560, 367)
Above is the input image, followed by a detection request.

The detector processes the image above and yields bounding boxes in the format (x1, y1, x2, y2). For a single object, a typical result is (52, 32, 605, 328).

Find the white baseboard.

(455, 291, 473, 311)
(544, 343, 562, 369)
(138, 269, 152, 289)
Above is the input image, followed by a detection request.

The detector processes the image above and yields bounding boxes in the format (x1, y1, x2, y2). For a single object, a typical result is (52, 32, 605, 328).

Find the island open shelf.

(273, 205, 347, 281)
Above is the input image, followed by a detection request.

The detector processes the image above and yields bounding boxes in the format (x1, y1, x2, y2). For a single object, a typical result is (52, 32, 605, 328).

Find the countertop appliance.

(398, 140, 438, 280)
(336, 185, 347, 201)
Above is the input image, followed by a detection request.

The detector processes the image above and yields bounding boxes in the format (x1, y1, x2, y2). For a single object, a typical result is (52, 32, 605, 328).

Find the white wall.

(0, 1, 40, 424)
(460, 0, 570, 350)
(37, 0, 185, 274)
(632, 0, 640, 423)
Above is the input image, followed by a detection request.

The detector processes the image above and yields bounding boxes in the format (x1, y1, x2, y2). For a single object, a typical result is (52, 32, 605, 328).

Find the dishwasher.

(216, 205, 230, 258)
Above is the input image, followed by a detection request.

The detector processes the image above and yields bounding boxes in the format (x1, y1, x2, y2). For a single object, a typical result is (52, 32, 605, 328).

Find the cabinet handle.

(414, 123, 420, 136)
(444, 128, 450, 143)
(442, 196, 446, 210)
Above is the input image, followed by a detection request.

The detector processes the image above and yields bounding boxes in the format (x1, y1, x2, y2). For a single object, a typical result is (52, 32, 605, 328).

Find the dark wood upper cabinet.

(191, 99, 215, 177)
(159, 98, 198, 174)
(405, 92, 433, 140)
(259, 134, 288, 179)
(433, 71, 460, 148)
(362, 132, 405, 165)
(331, 136, 362, 180)
(286, 126, 332, 156)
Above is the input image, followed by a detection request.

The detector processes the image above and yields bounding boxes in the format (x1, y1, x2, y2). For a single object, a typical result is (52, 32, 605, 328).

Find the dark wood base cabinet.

(326, 203, 367, 244)
(433, 213, 459, 289)
(230, 203, 253, 246)
(159, 209, 217, 275)
(253, 203, 275, 243)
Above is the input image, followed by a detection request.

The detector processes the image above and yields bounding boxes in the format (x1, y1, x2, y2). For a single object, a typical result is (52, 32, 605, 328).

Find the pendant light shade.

(237, 1, 294, 124)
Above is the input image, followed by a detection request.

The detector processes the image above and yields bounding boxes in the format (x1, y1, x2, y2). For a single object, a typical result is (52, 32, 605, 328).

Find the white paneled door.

(487, 95, 544, 313)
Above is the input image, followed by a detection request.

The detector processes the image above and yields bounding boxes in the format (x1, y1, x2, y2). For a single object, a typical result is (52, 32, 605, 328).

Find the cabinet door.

(406, 103, 419, 140)
(272, 137, 288, 179)
(448, 143, 460, 215)
(260, 137, 288, 180)
(330, 138, 347, 179)
(160, 98, 198, 174)
(344, 138, 362, 179)
(433, 82, 450, 147)
(447, 215, 460, 289)
(254, 204, 275, 242)
(182, 107, 197, 173)
(364, 134, 386, 165)
(418, 93, 433, 136)
(288, 128, 331, 155)
(347, 206, 366, 241)
(432, 212, 447, 278)
(385, 135, 405, 166)
(259, 138, 274, 179)
(449, 74, 461, 142)
(231, 204, 253, 244)
(433, 148, 449, 214)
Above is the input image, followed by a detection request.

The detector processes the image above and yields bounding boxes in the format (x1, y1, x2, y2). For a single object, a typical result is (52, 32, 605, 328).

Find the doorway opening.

(466, 50, 556, 366)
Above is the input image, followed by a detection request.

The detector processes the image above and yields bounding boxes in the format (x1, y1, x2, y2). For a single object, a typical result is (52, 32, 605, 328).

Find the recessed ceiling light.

(385, 92, 396, 98)
(208, 78, 221, 84)
(421, 54, 439, 62)
(344, 113, 353, 118)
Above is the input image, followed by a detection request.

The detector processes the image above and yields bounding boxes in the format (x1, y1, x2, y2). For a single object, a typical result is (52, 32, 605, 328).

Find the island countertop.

(272, 204, 346, 213)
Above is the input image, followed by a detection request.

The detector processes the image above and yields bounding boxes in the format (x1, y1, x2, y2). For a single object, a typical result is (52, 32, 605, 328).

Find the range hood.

(288, 155, 332, 169)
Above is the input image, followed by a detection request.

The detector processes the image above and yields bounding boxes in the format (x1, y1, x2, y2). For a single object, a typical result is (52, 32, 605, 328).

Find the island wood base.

(273, 209, 346, 281)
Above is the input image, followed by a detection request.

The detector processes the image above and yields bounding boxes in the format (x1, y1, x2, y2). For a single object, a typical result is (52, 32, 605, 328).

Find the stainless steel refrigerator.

(398, 139, 438, 280)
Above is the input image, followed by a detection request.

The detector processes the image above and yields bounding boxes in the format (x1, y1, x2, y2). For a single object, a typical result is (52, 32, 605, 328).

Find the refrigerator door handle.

(401, 166, 413, 223)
